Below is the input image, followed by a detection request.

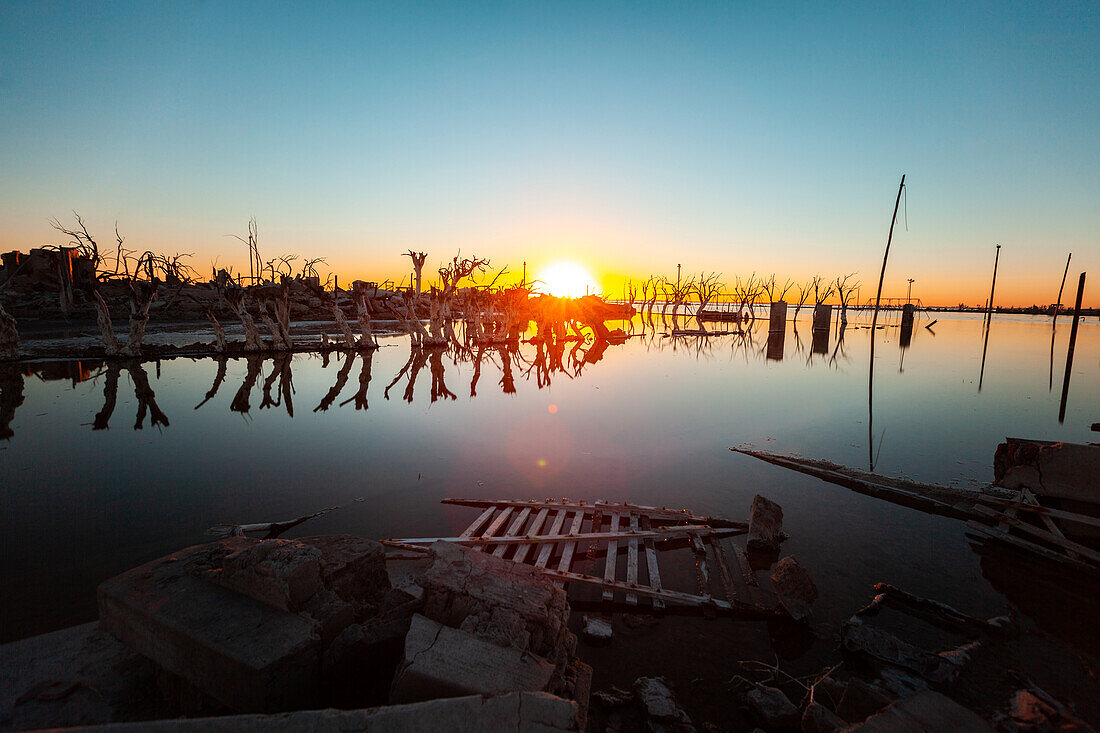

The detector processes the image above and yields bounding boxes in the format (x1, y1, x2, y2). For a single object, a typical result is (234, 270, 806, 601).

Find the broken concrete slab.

(802, 700, 846, 732)
(746, 684, 799, 729)
(43, 691, 580, 732)
(633, 677, 694, 732)
(770, 556, 819, 621)
(746, 494, 786, 552)
(844, 689, 992, 731)
(297, 534, 389, 605)
(98, 544, 321, 713)
(389, 614, 556, 704)
(581, 616, 613, 645)
(217, 538, 324, 612)
(841, 622, 966, 686)
(419, 541, 572, 664)
(836, 677, 893, 723)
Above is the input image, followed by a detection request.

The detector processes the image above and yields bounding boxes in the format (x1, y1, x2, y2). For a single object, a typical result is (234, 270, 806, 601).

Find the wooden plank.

(1020, 487, 1078, 560)
(554, 511, 586, 588)
(459, 506, 496, 538)
(385, 525, 723, 547)
(603, 513, 621, 602)
(730, 543, 758, 587)
(689, 534, 711, 601)
(973, 494, 1100, 529)
(626, 513, 640, 605)
(707, 536, 738, 604)
(965, 521, 1099, 575)
(492, 507, 531, 558)
(512, 508, 549, 564)
(536, 510, 568, 568)
(641, 515, 665, 609)
(972, 504, 1100, 565)
(477, 506, 514, 553)
(443, 498, 746, 528)
(530, 567, 773, 616)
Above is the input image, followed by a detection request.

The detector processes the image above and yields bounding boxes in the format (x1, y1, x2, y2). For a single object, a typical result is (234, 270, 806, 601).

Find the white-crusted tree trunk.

(351, 281, 377, 349)
(0, 302, 18, 360)
(332, 299, 357, 348)
(121, 291, 155, 357)
(205, 306, 227, 352)
(227, 297, 263, 351)
(92, 291, 119, 355)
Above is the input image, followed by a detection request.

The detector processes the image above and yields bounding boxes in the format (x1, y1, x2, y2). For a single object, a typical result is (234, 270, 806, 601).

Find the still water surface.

(2, 312, 1097, 669)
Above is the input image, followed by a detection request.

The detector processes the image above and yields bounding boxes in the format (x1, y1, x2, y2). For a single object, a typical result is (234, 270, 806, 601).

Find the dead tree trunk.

(332, 298, 357, 347)
(0, 303, 18, 361)
(258, 300, 287, 350)
(92, 291, 119, 355)
(204, 306, 227, 352)
(351, 281, 378, 349)
(226, 292, 263, 351)
(121, 285, 156, 357)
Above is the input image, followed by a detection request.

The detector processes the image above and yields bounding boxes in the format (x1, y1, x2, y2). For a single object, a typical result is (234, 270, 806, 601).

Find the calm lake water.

(2, 310, 1098, 714)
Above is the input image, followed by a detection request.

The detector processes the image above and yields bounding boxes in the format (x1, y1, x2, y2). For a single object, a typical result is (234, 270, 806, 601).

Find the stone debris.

(999, 686, 1094, 732)
(745, 683, 800, 729)
(769, 556, 819, 621)
(801, 700, 846, 732)
(836, 677, 893, 723)
(218, 540, 324, 612)
(841, 622, 969, 686)
(746, 494, 787, 552)
(36, 691, 580, 731)
(389, 614, 556, 703)
(581, 616, 614, 645)
(633, 677, 695, 732)
(844, 689, 992, 732)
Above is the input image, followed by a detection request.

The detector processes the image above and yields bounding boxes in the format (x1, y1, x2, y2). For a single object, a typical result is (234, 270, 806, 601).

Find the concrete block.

(390, 614, 555, 704)
(747, 494, 785, 552)
(98, 545, 321, 713)
(844, 690, 991, 732)
(217, 539, 323, 612)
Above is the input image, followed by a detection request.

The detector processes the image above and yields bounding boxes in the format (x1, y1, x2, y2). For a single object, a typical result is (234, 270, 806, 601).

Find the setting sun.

(537, 261, 599, 298)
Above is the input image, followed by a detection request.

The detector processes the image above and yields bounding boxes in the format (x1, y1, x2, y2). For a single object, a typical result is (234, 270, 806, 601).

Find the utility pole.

(677, 263, 681, 290)
(906, 278, 915, 304)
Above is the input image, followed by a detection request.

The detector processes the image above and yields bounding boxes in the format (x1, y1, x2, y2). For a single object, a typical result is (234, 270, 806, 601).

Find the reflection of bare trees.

(93, 363, 120, 429)
(0, 365, 25, 440)
(231, 356, 264, 414)
(259, 354, 294, 416)
(341, 351, 373, 410)
(385, 347, 429, 403)
(316, 352, 356, 412)
(129, 361, 169, 429)
(195, 358, 227, 410)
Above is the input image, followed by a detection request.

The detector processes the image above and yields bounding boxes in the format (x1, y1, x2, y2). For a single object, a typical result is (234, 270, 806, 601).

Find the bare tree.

(835, 273, 861, 326)
(229, 218, 262, 285)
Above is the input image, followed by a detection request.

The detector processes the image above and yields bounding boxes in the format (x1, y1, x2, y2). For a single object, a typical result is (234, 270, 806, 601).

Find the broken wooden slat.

(965, 521, 1099, 575)
(531, 566, 772, 616)
(459, 506, 497, 538)
(512, 508, 549, 564)
(554, 511, 586, 588)
(707, 536, 738, 604)
(641, 515, 665, 609)
(603, 512, 621, 602)
(972, 504, 1100, 566)
(384, 525, 723, 547)
(536, 510, 568, 568)
(492, 507, 531, 558)
(626, 513, 640, 605)
(1020, 487, 1079, 560)
(476, 506, 515, 553)
(689, 534, 712, 601)
(730, 543, 758, 588)
(973, 494, 1100, 529)
(442, 498, 746, 528)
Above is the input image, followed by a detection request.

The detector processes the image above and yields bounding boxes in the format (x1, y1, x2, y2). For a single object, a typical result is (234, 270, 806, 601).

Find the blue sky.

(1, 2, 1097, 304)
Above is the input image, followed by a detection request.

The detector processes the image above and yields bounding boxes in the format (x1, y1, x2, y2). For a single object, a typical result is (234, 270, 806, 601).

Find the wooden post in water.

(1053, 253, 1072, 325)
(868, 174, 905, 471)
(1050, 253, 1072, 390)
(1058, 272, 1086, 424)
(984, 244, 1002, 324)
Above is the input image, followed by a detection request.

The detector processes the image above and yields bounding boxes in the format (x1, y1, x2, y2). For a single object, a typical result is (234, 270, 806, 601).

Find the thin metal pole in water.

(1050, 252, 1072, 390)
(1059, 272, 1086, 423)
(868, 174, 906, 471)
(1053, 253, 1072, 327)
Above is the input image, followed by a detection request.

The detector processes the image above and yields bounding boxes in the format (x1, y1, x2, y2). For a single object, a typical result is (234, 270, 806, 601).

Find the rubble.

(746, 494, 787, 551)
(745, 684, 800, 729)
(633, 677, 695, 732)
(581, 616, 614, 645)
(769, 556, 818, 621)
(845, 689, 992, 731)
(801, 701, 846, 732)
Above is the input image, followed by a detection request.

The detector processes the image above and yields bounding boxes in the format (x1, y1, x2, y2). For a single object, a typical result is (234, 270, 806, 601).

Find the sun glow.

(537, 261, 599, 298)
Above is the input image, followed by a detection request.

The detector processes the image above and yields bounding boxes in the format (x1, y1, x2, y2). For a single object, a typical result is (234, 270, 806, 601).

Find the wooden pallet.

(383, 498, 771, 615)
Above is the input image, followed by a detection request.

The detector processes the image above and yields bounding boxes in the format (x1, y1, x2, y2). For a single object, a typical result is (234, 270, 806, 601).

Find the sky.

(1, 1, 1097, 306)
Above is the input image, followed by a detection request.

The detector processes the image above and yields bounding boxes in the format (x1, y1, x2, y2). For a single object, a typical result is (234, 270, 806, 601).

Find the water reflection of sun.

(537, 261, 599, 298)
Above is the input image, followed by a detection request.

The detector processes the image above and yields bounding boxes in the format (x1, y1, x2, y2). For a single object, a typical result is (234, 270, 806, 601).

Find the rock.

(39, 692, 580, 731)
(746, 684, 799, 729)
(297, 535, 389, 605)
(218, 539, 323, 612)
(841, 622, 961, 685)
(770, 557, 819, 621)
(389, 614, 556, 704)
(836, 677, 893, 722)
(582, 616, 613, 645)
(420, 541, 571, 663)
(97, 543, 321, 713)
(1005, 687, 1092, 731)
(801, 701, 846, 732)
(747, 495, 786, 551)
(634, 677, 694, 731)
(810, 676, 847, 712)
(593, 686, 634, 707)
(844, 690, 992, 731)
